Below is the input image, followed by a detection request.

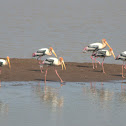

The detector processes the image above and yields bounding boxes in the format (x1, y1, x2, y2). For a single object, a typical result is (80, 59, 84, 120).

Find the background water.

(0, 0, 126, 63)
(0, 81, 126, 126)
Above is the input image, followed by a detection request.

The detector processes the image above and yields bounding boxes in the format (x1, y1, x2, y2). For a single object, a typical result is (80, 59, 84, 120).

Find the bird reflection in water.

(33, 82, 64, 111)
(83, 81, 126, 108)
(119, 80, 126, 102)
(83, 82, 114, 109)
(0, 101, 9, 115)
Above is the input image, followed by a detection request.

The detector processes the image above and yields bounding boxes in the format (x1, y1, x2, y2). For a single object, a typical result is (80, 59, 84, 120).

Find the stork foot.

(122, 76, 125, 79)
(60, 81, 66, 85)
(40, 65, 44, 73)
(103, 71, 106, 74)
(60, 80, 64, 83)
(95, 65, 97, 69)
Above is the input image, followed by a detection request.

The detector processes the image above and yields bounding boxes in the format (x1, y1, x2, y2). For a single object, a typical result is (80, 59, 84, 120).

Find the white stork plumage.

(42, 57, 66, 83)
(116, 51, 126, 78)
(32, 47, 57, 72)
(92, 48, 115, 73)
(0, 56, 11, 74)
(83, 39, 111, 69)
(32, 47, 57, 59)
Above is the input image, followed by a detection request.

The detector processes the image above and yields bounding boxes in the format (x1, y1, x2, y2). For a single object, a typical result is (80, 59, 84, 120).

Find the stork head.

(49, 47, 57, 57)
(7, 56, 11, 69)
(32, 53, 36, 57)
(109, 48, 115, 59)
(102, 38, 112, 49)
(83, 47, 88, 53)
(59, 57, 66, 70)
(102, 38, 106, 42)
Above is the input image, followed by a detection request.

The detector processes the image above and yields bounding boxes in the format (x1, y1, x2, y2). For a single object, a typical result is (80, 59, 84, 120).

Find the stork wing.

(88, 45, 99, 48)
(120, 52, 126, 57)
(88, 45, 99, 51)
(97, 50, 106, 56)
(37, 50, 46, 54)
(44, 59, 54, 65)
(0, 62, 3, 66)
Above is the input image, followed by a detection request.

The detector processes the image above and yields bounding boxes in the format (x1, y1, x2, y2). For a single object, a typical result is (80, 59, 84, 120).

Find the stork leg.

(0, 68, 1, 74)
(102, 57, 105, 74)
(44, 67, 48, 84)
(38, 56, 42, 64)
(38, 56, 44, 73)
(37, 56, 40, 61)
(95, 57, 97, 68)
(122, 61, 125, 78)
(40, 65, 43, 73)
(55, 69, 63, 83)
(91, 55, 101, 69)
(95, 57, 101, 65)
(94, 57, 101, 68)
(124, 61, 126, 69)
(91, 56, 95, 69)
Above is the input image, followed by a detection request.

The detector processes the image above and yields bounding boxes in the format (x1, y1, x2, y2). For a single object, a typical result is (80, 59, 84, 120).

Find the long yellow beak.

(62, 61, 66, 70)
(112, 51, 115, 59)
(7, 57, 11, 69)
(105, 41, 111, 49)
(52, 50, 57, 57)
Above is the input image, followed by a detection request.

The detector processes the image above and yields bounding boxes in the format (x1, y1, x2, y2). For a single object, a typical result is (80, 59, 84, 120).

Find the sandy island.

(0, 58, 125, 82)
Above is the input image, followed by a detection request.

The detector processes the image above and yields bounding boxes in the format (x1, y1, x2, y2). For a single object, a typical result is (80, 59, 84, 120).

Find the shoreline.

(0, 58, 125, 82)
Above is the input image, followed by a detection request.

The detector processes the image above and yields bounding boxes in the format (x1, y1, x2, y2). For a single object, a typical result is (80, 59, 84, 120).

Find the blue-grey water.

(0, 0, 126, 64)
(0, 81, 126, 126)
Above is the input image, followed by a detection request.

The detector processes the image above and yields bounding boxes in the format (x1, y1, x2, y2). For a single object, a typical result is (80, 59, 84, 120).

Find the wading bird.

(83, 39, 111, 69)
(116, 51, 126, 78)
(42, 57, 66, 83)
(92, 48, 115, 73)
(32, 47, 57, 72)
(0, 56, 11, 74)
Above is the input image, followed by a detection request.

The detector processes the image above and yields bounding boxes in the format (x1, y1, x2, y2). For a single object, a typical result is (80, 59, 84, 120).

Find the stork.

(92, 48, 115, 73)
(116, 51, 126, 78)
(32, 47, 57, 72)
(42, 57, 66, 83)
(83, 39, 111, 69)
(0, 56, 11, 74)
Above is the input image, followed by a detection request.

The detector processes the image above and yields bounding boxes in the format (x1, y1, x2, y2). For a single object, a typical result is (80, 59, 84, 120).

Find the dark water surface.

(0, 81, 126, 126)
(0, 0, 126, 63)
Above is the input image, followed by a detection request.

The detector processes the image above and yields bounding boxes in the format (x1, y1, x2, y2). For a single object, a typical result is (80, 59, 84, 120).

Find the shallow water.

(0, 0, 126, 63)
(0, 81, 126, 126)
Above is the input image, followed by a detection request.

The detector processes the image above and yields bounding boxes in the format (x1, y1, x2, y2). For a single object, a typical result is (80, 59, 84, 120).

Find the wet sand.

(0, 58, 125, 82)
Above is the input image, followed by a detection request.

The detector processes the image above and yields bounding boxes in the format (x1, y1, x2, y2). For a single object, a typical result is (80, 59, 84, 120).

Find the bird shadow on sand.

(76, 65, 92, 68)
(93, 70, 103, 73)
(111, 74, 122, 77)
(29, 69, 42, 72)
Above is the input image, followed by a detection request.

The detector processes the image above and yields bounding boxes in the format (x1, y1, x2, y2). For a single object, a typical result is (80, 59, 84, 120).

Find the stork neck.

(58, 60, 62, 65)
(5, 60, 8, 65)
(108, 50, 112, 56)
(49, 51, 52, 55)
(102, 42, 106, 48)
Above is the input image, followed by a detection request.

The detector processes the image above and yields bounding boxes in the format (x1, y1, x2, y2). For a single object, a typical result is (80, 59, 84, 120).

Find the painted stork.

(116, 51, 126, 78)
(0, 56, 11, 74)
(42, 57, 66, 83)
(32, 47, 57, 72)
(92, 48, 115, 73)
(83, 39, 111, 69)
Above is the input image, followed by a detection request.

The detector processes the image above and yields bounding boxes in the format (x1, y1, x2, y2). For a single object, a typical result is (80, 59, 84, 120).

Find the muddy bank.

(0, 58, 125, 82)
